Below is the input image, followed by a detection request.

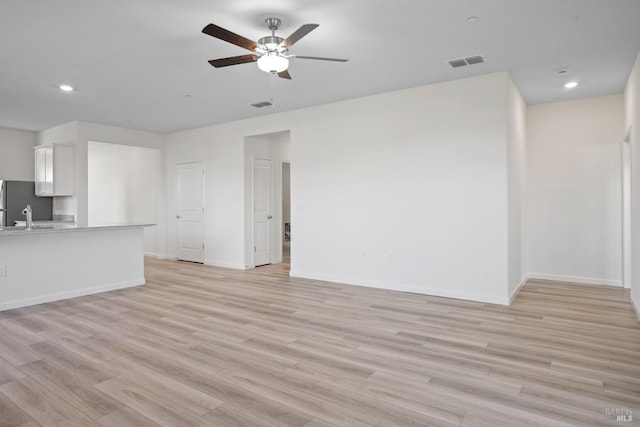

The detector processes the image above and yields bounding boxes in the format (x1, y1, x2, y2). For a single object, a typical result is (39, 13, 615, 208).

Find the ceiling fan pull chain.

(270, 72, 276, 108)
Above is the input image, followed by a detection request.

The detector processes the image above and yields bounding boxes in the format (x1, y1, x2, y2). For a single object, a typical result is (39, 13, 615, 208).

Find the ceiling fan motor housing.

(258, 36, 285, 51)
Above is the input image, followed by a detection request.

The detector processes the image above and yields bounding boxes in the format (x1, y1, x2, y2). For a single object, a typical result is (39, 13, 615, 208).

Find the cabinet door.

(35, 145, 74, 196)
(44, 148, 54, 195)
(35, 148, 47, 195)
(52, 145, 74, 195)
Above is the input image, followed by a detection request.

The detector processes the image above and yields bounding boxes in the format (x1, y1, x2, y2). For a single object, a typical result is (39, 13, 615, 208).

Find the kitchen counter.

(0, 223, 154, 235)
(0, 223, 153, 311)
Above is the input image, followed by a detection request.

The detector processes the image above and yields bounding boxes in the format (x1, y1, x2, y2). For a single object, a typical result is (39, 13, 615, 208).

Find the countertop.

(0, 223, 154, 236)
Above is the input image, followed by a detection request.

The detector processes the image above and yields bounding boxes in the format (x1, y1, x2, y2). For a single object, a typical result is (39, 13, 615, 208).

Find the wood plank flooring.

(1, 258, 639, 426)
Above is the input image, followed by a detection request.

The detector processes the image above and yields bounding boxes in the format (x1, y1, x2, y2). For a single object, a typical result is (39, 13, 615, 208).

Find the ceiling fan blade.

(283, 24, 319, 47)
(295, 55, 349, 62)
(278, 70, 292, 80)
(202, 23, 258, 52)
(208, 54, 258, 68)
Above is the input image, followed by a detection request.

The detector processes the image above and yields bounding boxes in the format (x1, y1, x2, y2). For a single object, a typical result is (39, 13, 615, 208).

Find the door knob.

(268, 215, 273, 219)
(176, 215, 181, 219)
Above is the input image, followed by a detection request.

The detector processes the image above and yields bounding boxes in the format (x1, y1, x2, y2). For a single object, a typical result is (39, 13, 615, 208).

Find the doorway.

(282, 162, 291, 262)
(244, 131, 291, 268)
(88, 141, 160, 257)
(176, 162, 205, 263)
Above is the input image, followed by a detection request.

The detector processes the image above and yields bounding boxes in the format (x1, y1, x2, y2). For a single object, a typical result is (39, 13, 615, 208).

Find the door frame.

(281, 160, 291, 261)
(244, 130, 291, 269)
(176, 161, 205, 263)
(623, 127, 632, 289)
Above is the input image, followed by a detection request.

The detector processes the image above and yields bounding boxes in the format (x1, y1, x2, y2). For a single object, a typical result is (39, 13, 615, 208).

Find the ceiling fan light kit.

(202, 17, 348, 80)
(258, 52, 289, 73)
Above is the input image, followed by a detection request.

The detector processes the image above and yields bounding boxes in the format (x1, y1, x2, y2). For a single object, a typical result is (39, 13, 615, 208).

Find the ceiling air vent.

(448, 59, 467, 68)
(448, 55, 485, 68)
(250, 101, 273, 108)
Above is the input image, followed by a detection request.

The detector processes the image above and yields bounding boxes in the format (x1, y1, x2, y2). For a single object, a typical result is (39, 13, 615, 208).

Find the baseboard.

(527, 273, 623, 287)
(509, 275, 529, 304)
(0, 279, 146, 312)
(204, 259, 248, 270)
(145, 253, 169, 260)
(289, 270, 510, 305)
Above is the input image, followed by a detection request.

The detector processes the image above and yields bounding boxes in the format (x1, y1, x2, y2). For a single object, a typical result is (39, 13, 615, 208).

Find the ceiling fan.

(202, 18, 348, 80)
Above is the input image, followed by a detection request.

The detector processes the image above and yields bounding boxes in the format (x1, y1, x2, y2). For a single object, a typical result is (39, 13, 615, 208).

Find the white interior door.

(253, 158, 272, 266)
(177, 162, 204, 263)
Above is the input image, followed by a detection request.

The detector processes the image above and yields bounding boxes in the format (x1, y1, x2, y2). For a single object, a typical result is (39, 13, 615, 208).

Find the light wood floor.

(1, 258, 639, 427)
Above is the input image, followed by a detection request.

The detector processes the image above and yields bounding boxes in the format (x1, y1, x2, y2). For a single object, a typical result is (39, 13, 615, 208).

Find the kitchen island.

(0, 223, 152, 311)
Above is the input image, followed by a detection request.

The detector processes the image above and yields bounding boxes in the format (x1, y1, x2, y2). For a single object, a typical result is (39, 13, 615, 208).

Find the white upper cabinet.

(34, 144, 74, 196)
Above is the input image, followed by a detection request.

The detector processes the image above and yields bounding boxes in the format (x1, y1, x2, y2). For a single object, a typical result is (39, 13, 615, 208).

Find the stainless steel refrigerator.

(0, 180, 53, 227)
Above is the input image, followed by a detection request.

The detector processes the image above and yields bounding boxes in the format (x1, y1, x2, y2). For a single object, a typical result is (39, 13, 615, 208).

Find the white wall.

(165, 127, 246, 269)
(88, 141, 161, 256)
(527, 94, 624, 286)
(507, 77, 528, 299)
(0, 128, 38, 180)
(165, 72, 514, 304)
(624, 51, 640, 316)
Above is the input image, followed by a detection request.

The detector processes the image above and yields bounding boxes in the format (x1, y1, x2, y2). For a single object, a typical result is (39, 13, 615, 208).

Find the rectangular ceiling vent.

(448, 59, 467, 68)
(250, 101, 273, 108)
(448, 55, 485, 68)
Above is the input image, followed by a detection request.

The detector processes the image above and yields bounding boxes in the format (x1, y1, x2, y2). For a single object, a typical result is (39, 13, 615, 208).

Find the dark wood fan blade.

(295, 55, 349, 62)
(278, 70, 292, 80)
(208, 54, 257, 68)
(202, 23, 257, 52)
(283, 24, 318, 47)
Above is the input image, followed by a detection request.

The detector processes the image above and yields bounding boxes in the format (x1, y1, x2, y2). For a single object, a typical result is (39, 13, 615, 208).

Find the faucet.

(22, 204, 33, 230)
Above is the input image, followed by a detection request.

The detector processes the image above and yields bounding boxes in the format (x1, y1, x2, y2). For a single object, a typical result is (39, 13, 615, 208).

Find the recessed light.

(59, 84, 74, 92)
(557, 69, 568, 75)
(466, 16, 479, 24)
(564, 81, 578, 89)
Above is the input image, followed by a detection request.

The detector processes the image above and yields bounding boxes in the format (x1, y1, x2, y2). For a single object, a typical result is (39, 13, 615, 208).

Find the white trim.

(204, 259, 248, 270)
(527, 272, 623, 287)
(289, 270, 510, 305)
(0, 279, 145, 312)
(509, 275, 529, 303)
(145, 253, 168, 260)
(624, 125, 632, 143)
(622, 138, 632, 289)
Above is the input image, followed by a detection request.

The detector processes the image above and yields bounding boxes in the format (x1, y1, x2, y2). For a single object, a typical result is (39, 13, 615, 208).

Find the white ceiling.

(1, 0, 639, 134)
